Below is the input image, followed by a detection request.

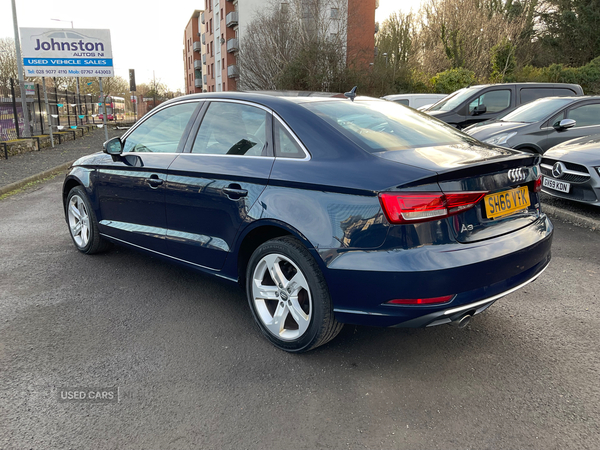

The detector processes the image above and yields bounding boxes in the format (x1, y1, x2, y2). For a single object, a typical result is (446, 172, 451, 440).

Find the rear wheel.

(246, 237, 343, 352)
(66, 186, 110, 254)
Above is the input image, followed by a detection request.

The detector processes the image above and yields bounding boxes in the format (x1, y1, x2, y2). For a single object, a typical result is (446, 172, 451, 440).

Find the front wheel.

(246, 237, 343, 352)
(66, 186, 110, 254)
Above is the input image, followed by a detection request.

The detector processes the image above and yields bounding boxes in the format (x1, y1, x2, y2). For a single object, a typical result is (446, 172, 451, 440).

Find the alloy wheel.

(251, 253, 312, 341)
(67, 194, 91, 248)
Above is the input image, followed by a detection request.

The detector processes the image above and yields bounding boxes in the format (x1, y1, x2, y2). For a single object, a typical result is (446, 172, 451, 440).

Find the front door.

(461, 88, 514, 128)
(541, 101, 600, 152)
(95, 102, 201, 253)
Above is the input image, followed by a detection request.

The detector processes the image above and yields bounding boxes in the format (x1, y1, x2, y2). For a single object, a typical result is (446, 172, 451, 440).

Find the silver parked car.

(541, 134, 600, 205)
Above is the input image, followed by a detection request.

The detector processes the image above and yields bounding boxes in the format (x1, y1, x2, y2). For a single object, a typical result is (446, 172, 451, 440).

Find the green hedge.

(515, 57, 600, 94)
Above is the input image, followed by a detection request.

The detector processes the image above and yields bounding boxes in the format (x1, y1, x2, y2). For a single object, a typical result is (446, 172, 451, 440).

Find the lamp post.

(11, 0, 31, 137)
(51, 19, 82, 126)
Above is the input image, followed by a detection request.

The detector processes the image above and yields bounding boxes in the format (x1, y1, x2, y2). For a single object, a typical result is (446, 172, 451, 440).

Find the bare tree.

(414, 0, 538, 79)
(238, 0, 350, 91)
(0, 38, 18, 93)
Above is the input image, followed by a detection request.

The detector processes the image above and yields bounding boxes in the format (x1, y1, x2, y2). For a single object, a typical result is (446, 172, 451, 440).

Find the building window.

(211, 63, 214, 79)
(223, 82, 225, 91)
(222, 59, 225, 70)
(210, 41, 213, 56)
(281, 2, 289, 14)
(330, 8, 339, 19)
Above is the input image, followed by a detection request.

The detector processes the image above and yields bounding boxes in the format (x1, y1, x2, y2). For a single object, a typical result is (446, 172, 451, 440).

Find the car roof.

(382, 93, 446, 99)
(466, 82, 583, 89)
(246, 90, 345, 98)
(528, 95, 599, 103)
(161, 91, 378, 108)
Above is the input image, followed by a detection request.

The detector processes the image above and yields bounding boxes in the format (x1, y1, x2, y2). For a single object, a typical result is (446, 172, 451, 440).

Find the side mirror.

(471, 104, 487, 116)
(554, 118, 576, 130)
(103, 137, 123, 155)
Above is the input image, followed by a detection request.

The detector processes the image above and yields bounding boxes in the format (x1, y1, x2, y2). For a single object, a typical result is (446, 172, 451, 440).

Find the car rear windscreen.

(304, 100, 478, 153)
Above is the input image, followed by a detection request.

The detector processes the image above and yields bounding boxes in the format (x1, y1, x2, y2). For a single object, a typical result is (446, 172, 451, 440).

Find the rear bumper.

(322, 215, 553, 327)
(390, 261, 548, 327)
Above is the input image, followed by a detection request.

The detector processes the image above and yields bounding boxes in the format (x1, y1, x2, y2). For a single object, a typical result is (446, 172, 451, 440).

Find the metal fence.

(0, 79, 134, 142)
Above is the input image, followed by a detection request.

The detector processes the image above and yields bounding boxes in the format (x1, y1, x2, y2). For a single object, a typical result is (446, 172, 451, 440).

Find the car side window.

(192, 102, 268, 156)
(554, 88, 577, 97)
(274, 120, 305, 159)
(520, 88, 555, 104)
(468, 90, 511, 114)
(123, 103, 198, 153)
(394, 99, 410, 106)
(566, 104, 600, 127)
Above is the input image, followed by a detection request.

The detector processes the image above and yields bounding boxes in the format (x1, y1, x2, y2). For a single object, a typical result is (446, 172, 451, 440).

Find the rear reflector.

(379, 191, 487, 224)
(534, 176, 542, 193)
(386, 295, 454, 305)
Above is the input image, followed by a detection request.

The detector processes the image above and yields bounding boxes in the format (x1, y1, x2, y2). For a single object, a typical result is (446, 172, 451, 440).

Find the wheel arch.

(62, 169, 94, 218)
(513, 143, 543, 154)
(233, 220, 317, 288)
(62, 176, 84, 218)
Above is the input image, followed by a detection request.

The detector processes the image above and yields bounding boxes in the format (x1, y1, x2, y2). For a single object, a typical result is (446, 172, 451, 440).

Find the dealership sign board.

(20, 28, 114, 78)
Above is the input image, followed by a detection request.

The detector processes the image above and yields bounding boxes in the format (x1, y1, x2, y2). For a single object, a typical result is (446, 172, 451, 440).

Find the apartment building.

(183, 10, 205, 94)
(197, 0, 377, 92)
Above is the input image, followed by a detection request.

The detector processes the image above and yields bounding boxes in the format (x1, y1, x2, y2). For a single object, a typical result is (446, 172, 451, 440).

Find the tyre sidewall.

(66, 186, 100, 254)
(246, 238, 330, 352)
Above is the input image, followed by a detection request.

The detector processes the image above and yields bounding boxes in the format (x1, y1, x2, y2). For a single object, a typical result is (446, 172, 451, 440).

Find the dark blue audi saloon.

(63, 92, 553, 352)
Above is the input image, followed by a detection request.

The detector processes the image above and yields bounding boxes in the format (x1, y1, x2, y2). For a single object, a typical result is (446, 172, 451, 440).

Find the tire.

(246, 236, 343, 352)
(66, 186, 110, 254)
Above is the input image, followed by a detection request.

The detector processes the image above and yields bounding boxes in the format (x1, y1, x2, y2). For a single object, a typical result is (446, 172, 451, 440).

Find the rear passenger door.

(164, 100, 274, 270)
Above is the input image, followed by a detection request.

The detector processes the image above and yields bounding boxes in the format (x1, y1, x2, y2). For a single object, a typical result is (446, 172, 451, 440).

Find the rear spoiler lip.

(384, 153, 539, 191)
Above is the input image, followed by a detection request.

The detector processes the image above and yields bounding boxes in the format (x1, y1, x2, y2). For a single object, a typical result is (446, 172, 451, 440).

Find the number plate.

(542, 176, 571, 193)
(484, 186, 530, 219)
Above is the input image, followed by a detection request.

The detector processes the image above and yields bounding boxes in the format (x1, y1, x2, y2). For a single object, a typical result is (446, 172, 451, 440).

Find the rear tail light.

(386, 295, 454, 305)
(534, 175, 542, 193)
(379, 191, 487, 224)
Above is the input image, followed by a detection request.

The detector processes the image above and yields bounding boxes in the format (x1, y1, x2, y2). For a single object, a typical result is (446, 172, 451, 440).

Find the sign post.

(98, 78, 108, 141)
(42, 78, 54, 147)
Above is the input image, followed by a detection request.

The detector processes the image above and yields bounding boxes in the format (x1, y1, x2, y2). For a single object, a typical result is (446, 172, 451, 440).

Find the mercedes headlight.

(482, 132, 517, 146)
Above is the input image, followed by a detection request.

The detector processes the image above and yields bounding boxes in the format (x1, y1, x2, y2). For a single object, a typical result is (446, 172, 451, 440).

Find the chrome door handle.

(146, 175, 163, 187)
(223, 185, 248, 199)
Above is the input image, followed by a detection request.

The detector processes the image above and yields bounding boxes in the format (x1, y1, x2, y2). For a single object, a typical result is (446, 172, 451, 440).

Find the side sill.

(100, 233, 238, 283)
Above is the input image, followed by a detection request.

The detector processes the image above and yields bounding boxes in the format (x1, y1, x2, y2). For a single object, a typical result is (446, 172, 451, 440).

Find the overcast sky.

(1, 0, 423, 92)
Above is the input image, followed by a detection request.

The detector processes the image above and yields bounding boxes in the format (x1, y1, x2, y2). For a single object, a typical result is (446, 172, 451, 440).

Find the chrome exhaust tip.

(451, 314, 472, 329)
